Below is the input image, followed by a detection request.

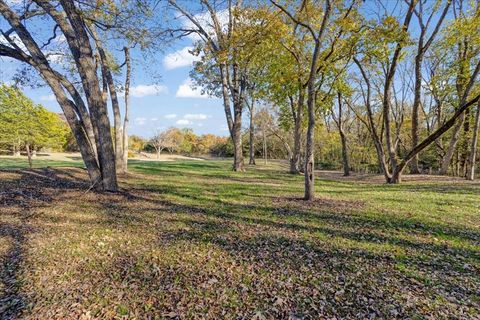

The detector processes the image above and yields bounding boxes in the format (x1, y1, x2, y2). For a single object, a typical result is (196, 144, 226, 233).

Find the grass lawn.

(0, 159, 479, 319)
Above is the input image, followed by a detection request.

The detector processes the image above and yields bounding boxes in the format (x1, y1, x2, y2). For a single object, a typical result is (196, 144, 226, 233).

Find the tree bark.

(56, 0, 117, 191)
(410, 0, 450, 174)
(466, 101, 480, 180)
(410, 52, 423, 174)
(122, 47, 131, 173)
(91, 28, 124, 174)
(248, 97, 255, 165)
(337, 93, 350, 176)
(0, 0, 105, 189)
(26, 143, 32, 169)
(440, 109, 466, 174)
(290, 89, 304, 174)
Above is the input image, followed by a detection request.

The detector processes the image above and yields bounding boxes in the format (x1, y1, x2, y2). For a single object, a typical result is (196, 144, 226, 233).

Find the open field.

(0, 159, 479, 319)
(0, 153, 204, 170)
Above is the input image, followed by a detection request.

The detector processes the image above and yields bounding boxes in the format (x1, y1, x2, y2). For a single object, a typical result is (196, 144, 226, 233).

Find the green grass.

(0, 159, 479, 319)
(0, 156, 83, 169)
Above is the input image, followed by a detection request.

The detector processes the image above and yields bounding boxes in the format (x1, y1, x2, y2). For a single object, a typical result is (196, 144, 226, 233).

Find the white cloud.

(46, 52, 66, 64)
(180, 9, 229, 41)
(134, 117, 147, 125)
(40, 94, 56, 102)
(163, 46, 200, 70)
(151, 118, 158, 121)
(175, 78, 208, 99)
(0, 33, 27, 54)
(120, 84, 167, 98)
(164, 114, 177, 119)
(184, 113, 208, 120)
(176, 119, 192, 125)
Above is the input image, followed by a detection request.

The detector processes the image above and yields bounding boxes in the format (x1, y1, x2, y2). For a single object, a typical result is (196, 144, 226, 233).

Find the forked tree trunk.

(91, 28, 124, 174)
(353, 57, 391, 182)
(0, 0, 118, 191)
(466, 101, 480, 180)
(410, 52, 423, 174)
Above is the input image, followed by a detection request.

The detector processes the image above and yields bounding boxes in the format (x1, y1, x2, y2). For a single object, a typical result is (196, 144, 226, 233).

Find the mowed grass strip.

(0, 160, 478, 319)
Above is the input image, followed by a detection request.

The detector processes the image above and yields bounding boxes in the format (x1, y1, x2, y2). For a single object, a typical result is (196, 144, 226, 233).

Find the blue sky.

(0, 11, 229, 139)
(0, 0, 455, 139)
(0, 45, 229, 138)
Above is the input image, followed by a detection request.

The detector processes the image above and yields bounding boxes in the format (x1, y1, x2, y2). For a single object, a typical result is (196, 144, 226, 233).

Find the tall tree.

(168, 0, 249, 171)
(272, 0, 361, 200)
(0, 0, 118, 190)
(410, 0, 451, 174)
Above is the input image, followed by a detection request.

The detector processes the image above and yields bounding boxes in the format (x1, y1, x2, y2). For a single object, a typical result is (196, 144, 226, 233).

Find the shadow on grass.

(0, 166, 478, 318)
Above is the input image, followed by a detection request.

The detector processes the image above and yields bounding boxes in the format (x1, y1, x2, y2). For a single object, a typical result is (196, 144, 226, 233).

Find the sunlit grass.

(0, 159, 478, 318)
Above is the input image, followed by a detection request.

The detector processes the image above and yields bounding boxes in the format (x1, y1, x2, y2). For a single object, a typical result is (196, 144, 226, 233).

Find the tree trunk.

(410, 53, 423, 174)
(337, 93, 350, 176)
(439, 113, 465, 175)
(353, 57, 391, 182)
(122, 47, 131, 173)
(26, 143, 32, 169)
(290, 90, 304, 174)
(263, 125, 267, 165)
(304, 112, 315, 200)
(248, 98, 255, 165)
(0, 0, 109, 190)
(232, 120, 244, 171)
(390, 93, 480, 184)
(466, 101, 480, 180)
(340, 131, 349, 176)
(91, 28, 124, 174)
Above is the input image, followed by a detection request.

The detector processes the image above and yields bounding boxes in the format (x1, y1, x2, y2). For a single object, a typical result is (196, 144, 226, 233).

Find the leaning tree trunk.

(466, 101, 480, 180)
(0, 0, 108, 189)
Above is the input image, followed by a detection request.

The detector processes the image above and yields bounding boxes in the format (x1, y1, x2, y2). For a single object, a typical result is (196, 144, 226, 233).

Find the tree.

(150, 128, 183, 158)
(410, 0, 451, 174)
(466, 100, 480, 180)
(0, 0, 117, 190)
(272, 0, 361, 200)
(0, 85, 67, 168)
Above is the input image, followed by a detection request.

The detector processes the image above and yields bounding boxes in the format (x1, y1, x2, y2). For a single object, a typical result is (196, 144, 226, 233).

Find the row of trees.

(175, 0, 480, 200)
(1, 0, 479, 200)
